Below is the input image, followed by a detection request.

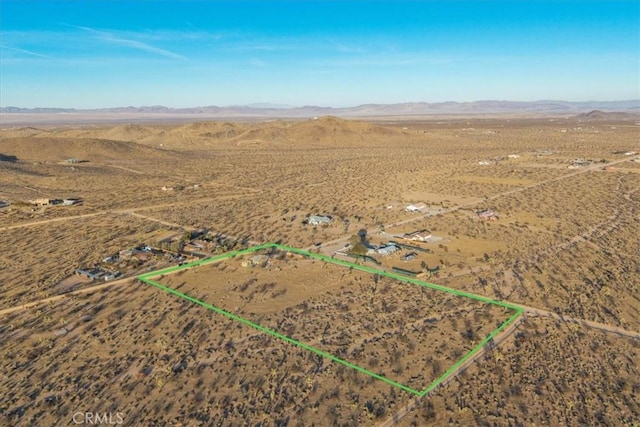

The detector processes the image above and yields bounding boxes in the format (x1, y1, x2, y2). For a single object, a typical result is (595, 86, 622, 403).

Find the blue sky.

(1, 0, 638, 108)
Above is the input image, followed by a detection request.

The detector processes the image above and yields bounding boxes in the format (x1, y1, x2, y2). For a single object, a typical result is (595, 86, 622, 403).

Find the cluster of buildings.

(336, 238, 432, 277)
(31, 198, 82, 207)
(115, 244, 171, 264)
(77, 242, 189, 284)
(67, 228, 236, 288)
(75, 266, 121, 281)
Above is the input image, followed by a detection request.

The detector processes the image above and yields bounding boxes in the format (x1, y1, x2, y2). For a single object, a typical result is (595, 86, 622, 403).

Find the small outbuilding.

(571, 158, 591, 167)
(477, 209, 499, 221)
(402, 252, 417, 261)
(405, 203, 427, 212)
(307, 215, 332, 225)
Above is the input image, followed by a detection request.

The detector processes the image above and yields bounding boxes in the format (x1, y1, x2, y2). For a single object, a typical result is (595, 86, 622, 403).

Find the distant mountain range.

(1, 100, 638, 122)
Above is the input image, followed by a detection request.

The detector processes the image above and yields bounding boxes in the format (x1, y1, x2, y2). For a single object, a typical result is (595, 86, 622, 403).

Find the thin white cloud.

(0, 45, 54, 59)
(66, 24, 186, 60)
(103, 36, 186, 59)
(108, 29, 228, 43)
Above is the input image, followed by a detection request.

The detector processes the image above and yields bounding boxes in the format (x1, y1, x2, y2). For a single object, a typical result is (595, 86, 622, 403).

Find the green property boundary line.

(137, 243, 524, 397)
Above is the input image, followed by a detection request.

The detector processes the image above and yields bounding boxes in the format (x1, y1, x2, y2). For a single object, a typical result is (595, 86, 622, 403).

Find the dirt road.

(517, 305, 640, 340)
(0, 196, 234, 231)
(379, 303, 640, 426)
(0, 277, 134, 316)
(379, 313, 525, 427)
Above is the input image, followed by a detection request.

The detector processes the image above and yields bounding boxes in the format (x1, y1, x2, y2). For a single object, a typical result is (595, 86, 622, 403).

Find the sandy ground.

(1, 116, 638, 425)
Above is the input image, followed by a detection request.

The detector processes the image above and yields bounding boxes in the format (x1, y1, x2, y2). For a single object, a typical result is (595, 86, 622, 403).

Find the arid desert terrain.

(1, 114, 639, 426)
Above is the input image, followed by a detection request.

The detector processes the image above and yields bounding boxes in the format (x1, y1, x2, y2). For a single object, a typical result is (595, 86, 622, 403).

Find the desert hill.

(0, 160, 51, 178)
(289, 116, 395, 137)
(219, 117, 402, 147)
(137, 121, 244, 148)
(1, 117, 402, 151)
(571, 110, 639, 121)
(0, 126, 51, 138)
(0, 136, 172, 162)
(21, 124, 163, 143)
(101, 124, 160, 141)
(178, 121, 238, 133)
(221, 116, 399, 147)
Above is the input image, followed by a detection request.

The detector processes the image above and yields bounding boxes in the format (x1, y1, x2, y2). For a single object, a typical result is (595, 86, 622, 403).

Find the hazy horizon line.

(2, 98, 639, 111)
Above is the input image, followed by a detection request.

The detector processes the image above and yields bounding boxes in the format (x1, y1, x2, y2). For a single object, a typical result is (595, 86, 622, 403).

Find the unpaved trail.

(0, 277, 134, 316)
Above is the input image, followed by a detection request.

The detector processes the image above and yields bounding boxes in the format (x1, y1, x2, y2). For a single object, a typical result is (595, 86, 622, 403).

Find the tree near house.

(348, 234, 368, 255)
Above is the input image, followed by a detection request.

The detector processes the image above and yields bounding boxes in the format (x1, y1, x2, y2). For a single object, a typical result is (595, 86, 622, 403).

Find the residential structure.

(373, 243, 400, 256)
(75, 267, 121, 281)
(403, 230, 432, 242)
(307, 215, 332, 225)
(571, 158, 591, 168)
(477, 209, 499, 221)
(405, 203, 427, 212)
(31, 198, 81, 207)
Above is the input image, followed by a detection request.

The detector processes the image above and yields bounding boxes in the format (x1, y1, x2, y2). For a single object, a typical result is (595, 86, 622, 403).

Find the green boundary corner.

(137, 243, 523, 397)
